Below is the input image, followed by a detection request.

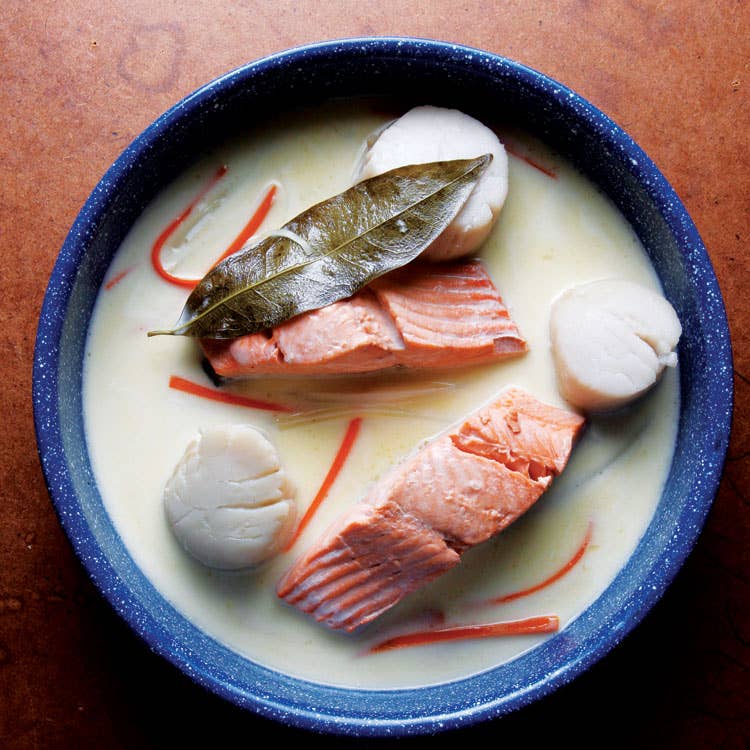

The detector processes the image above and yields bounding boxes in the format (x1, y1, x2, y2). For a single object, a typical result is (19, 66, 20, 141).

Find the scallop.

(164, 425, 296, 569)
(550, 279, 681, 412)
(354, 106, 509, 261)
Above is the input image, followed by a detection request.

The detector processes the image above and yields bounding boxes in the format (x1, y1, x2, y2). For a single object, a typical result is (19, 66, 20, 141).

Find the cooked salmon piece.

(202, 291, 404, 377)
(279, 499, 461, 631)
(453, 388, 587, 478)
(201, 260, 526, 377)
(201, 332, 281, 375)
(273, 291, 403, 374)
(277, 388, 585, 631)
(371, 261, 525, 366)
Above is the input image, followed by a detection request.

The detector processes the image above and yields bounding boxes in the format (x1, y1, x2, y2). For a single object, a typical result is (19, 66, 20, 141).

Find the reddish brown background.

(1, 1, 748, 747)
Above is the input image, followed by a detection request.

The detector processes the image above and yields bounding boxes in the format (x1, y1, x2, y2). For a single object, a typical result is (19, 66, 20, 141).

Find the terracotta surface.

(1, 1, 748, 747)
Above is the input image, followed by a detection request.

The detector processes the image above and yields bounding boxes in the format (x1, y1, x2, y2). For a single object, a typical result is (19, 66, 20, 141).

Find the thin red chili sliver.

(151, 170, 276, 289)
(168, 375, 292, 413)
(213, 184, 277, 265)
(151, 165, 228, 288)
(104, 267, 133, 290)
(285, 417, 363, 551)
(369, 615, 559, 653)
(505, 145, 557, 179)
(487, 521, 593, 605)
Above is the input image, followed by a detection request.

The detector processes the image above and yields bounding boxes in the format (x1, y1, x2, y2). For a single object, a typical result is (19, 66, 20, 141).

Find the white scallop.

(353, 105, 509, 261)
(550, 279, 682, 412)
(164, 425, 296, 569)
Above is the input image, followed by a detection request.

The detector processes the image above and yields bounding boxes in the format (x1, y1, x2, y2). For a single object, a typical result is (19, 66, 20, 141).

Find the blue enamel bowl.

(33, 38, 732, 735)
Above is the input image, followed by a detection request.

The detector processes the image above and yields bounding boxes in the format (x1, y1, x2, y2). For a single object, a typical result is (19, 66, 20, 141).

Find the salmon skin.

(277, 388, 585, 632)
(201, 260, 526, 377)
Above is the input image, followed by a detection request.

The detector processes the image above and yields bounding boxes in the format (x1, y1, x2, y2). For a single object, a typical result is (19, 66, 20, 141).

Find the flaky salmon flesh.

(201, 260, 526, 377)
(277, 388, 585, 631)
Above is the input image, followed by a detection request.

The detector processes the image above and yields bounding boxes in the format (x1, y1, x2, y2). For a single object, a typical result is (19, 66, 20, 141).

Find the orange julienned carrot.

(213, 184, 277, 264)
(487, 522, 593, 605)
(505, 145, 557, 179)
(104, 267, 133, 290)
(368, 615, 559, 653)
(151, 167, 276, 288)
(168, 375, 292, 413)
(285, 417, 363, 551)
(151, 165, 228, 288)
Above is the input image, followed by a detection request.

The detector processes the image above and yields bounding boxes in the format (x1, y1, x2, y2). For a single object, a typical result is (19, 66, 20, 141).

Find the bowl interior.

(33, 38, 733, 735)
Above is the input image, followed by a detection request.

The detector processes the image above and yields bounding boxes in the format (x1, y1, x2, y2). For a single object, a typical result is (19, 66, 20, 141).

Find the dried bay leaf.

(149, 155, 491, 339)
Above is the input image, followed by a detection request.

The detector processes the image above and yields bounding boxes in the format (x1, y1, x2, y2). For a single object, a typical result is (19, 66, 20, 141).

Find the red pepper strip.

(151, 165, 228, 288)
(104, 267, 133, 290)
(369, 615, 559, 653)
(212, 184, 277, 265)
(284, 417, 363, 551)
(168, 375, 292, 413)
(505, 145, 557, 179)
(487, 521, 593, 605)
(151, 171, 277, 289)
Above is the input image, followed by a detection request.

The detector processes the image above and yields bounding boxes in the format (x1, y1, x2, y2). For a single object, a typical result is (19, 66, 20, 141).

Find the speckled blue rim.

(33, 38, 733, 736)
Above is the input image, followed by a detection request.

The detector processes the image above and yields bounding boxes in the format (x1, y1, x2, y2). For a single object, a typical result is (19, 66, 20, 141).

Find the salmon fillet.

(201, 261, 526, 377)
(277, 388, 585, 631)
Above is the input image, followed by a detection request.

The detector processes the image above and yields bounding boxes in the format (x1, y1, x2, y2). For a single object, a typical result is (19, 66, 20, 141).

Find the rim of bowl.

(32, 37, 733, 736)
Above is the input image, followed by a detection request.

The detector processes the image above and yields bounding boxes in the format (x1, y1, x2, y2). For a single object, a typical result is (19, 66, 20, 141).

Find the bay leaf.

(149, 154, 491, 339)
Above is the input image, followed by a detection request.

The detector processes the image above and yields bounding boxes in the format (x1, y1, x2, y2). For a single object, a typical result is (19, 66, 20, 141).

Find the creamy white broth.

(83, 102, 679, 689)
